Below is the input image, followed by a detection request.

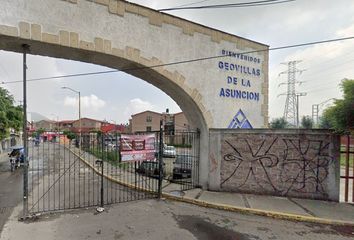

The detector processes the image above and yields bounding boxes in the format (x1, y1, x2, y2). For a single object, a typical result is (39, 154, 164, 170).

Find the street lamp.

(51, 114, 59, 132)
(312, 98, 336, 125)
(62, 86, 81, 150)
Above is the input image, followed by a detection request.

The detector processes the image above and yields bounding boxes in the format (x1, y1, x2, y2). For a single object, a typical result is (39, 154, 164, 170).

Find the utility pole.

(22, 44, 30, 219)
(296, 93, 307, 127)
(278, 61, 306, 127)
(312, 104, 319, 125)
(311, 98, 336, 126)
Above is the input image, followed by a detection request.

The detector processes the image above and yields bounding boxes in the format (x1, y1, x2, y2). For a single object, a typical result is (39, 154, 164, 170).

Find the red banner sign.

(120, 134, 156, 162)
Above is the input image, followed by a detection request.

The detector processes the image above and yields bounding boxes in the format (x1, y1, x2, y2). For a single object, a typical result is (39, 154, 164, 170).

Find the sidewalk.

(162, 186, 354, 226)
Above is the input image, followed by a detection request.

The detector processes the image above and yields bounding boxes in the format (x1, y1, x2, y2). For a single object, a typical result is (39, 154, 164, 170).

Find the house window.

(146, 116, 152, 122)
(146, 126, 152, 132)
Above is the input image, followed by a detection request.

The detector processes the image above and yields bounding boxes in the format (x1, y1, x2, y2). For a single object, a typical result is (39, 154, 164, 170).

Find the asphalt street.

(0, 153, 22, 233)
(1, 143, 353, 239)
(1, 199, 354, 240)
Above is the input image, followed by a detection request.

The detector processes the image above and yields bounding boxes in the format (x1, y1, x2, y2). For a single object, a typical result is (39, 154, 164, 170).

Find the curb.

(69, 148, 354, 227)
(162, 194, 354, 227)
(68, 148, 157, 194)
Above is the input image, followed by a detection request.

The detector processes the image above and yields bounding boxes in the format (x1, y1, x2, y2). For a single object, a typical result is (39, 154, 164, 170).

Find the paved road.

(1, 199, 354, 240)
(0, 153, 22, 233)
(1, 143, 353, 239)
(25, 142, 156, 213)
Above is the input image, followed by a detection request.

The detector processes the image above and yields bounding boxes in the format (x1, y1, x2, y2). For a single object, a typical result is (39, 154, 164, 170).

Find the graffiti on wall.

(220, 136, 335, 197)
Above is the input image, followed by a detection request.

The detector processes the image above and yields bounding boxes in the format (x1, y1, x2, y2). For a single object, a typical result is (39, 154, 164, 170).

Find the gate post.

(22, 44, 30, 219)
(158, 120, 163, 198)
(344, 135, 350, 202)
(95, 159, 104, 210)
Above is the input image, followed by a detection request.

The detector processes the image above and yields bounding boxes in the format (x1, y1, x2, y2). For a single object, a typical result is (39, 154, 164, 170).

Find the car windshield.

(165, 146, 174, 150)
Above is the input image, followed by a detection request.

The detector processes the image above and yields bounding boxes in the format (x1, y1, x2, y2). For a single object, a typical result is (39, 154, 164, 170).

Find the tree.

(270, 117, 288, 129)
(318, 115, 332, 129)
(63, 130, 76, 140)
(0, 87, 23, 140)
(321, 79, 354, 133)
(300, 116, 313, 129)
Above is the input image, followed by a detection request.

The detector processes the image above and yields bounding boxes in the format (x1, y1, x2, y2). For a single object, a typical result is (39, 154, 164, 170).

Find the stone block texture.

(215, 130, 340, 201)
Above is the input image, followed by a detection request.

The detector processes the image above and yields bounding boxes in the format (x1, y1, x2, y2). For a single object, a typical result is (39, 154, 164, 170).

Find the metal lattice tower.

(278, 61, 305, 127)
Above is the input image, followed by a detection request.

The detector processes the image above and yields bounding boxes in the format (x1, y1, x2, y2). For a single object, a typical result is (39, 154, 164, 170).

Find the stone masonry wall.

(209, 129, 340, 201)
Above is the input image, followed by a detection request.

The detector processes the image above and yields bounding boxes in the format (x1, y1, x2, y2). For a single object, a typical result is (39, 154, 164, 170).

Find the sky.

(0, 0, 354, 124)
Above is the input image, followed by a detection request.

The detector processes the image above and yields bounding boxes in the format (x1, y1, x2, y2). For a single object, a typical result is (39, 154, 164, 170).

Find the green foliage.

(321, 79, 354, 133)
(0, 87, 23, 140)
(63, 130, 76, 140)
(300, 116, 313, 129)
(36, 128, 45, 135)
(87, 147, 120, 166)
(269, 117, 288, 129)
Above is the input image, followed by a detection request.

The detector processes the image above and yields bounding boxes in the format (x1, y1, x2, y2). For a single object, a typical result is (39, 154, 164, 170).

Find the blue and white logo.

(228, 109, 253, 129)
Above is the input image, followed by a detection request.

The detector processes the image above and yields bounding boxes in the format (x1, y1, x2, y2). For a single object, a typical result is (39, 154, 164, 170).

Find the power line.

(171, 0, 213, 8)
(1, 35, 354, 85)
(158, 0, 296, 12)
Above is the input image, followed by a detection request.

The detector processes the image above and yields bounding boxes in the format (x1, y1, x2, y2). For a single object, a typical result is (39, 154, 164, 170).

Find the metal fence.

(341, 135, 354, 203)
(162, 130, 200, 191)
(25, 130, 200, 215)
(27, 133, 158, 214)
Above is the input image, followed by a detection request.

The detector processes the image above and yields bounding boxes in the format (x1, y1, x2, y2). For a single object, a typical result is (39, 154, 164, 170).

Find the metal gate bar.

(27, 132, 160, 214)
(25, 129, 200, 215)
(341, 135, 354, 202)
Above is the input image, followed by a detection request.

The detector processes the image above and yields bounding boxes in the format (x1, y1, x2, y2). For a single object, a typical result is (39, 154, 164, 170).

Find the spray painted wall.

(209, 129, 340, 201)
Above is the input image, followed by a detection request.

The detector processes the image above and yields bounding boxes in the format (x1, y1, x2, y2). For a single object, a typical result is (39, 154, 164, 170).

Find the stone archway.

(0, 0, 269, 187)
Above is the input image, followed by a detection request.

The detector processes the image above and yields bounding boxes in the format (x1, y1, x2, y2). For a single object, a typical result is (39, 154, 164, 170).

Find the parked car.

(136, 161, 165, 178)
(172, 154, 193, 179)
(163, 145, 176, 158)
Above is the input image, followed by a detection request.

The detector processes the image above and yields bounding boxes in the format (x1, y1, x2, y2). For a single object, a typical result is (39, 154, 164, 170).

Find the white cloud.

(64, 94, 106, 111)
(123, 98, 158, 120)
(269, 21, 354, 120)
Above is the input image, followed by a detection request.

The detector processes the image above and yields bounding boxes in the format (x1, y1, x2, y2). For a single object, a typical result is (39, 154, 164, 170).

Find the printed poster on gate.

(120, 134, 156, 162)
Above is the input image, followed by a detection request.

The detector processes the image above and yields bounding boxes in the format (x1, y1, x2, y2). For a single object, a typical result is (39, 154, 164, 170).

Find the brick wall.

(209, 129, 340, 201)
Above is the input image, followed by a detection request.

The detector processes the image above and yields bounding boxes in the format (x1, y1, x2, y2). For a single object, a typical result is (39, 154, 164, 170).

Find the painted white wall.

(0, 0, 269, 187)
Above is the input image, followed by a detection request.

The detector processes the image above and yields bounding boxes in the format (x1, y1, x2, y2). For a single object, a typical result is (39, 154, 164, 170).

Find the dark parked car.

(172, 155, 193, 179)
(136, 161, 165, 178)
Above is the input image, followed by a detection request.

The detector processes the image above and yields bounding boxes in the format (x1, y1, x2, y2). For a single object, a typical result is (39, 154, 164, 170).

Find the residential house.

(71, 118, 104, 133)
(33, 120, 56, 131)
(130, 110, 190, 134)
(58, 120, 75, 131)
(131, 111, 162, 133)
(174, 112, 190, 131)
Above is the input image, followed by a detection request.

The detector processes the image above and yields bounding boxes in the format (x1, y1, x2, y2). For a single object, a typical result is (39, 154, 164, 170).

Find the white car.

(163, 145, 176, 158)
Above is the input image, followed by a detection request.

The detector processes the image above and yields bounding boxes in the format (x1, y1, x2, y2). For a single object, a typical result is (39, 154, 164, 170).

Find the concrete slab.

(198, 191, 246, 208)
(292, 198, 354, 222)
(162, 182, 183, 194)
(245, 194, 313, 217)
(183, 188, 202, 199)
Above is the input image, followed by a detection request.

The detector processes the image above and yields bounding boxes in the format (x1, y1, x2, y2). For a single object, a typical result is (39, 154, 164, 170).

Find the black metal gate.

(26, 132, 159, 214)
(341, 134, 353, 203)
(25, 129, 200, 215)
(161, 130, 200, 192)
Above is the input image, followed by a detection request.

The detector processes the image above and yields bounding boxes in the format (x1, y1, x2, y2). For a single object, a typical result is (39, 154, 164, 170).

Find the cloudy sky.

(1, 0, 354, 124)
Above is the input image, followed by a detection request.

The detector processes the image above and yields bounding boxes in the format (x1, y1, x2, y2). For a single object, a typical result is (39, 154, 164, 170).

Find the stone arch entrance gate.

(0, 0, 269, 213)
